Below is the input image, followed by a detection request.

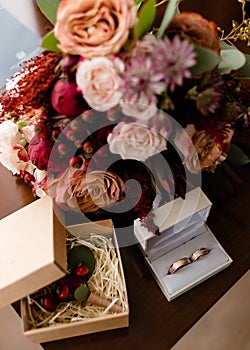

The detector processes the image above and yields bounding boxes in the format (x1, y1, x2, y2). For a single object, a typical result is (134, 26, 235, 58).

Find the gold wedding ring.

(168, 257, 191, 274)
(168, 248, 211, 275)
(190, 247, 210, 262)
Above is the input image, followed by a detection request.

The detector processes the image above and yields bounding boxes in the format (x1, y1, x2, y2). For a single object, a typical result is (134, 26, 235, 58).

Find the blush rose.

(107, 122, 167, 161)
(76, 57, 124, 111)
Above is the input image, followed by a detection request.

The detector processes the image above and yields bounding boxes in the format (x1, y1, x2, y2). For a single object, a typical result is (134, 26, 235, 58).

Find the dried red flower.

(0, 51, 62, 120)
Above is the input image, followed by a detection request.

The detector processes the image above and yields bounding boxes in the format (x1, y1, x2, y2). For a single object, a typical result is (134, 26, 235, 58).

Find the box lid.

(0, 196, 67, 309)
(134, 187, 212, 254)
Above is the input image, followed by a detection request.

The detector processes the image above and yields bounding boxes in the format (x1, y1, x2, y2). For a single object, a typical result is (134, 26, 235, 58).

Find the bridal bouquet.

(0, 0, 249, 232)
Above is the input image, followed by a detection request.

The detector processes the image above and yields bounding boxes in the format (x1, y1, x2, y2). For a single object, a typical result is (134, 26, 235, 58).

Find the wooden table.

(1, 1, 250, 349)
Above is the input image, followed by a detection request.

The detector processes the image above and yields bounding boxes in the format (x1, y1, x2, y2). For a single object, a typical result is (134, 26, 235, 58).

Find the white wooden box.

(134, 188, 233, 301)
(0, 197, 129, 343)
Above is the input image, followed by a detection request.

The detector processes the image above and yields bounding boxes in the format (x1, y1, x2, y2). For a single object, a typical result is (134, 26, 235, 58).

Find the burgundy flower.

(51, 79, 88, 117)
(28, 135, 53, 170)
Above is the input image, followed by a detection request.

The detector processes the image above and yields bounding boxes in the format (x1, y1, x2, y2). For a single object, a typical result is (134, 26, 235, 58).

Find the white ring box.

(0, 196, 129, 343)
(134, 187, 233, 301)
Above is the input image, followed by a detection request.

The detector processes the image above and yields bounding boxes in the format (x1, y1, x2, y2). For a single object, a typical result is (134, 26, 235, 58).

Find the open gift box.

(0, 196, 129, 343)
(134, 187, 233, 301)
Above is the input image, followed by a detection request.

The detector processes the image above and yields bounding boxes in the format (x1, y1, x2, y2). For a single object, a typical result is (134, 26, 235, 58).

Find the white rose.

(0, 121, 23, 174)
(0, 120, 21, 147)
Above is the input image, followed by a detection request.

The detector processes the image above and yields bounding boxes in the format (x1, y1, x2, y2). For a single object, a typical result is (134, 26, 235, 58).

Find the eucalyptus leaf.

(134, 0, 156, 39)
(191, 45, 221, 76)
(157, 0, 180, 39)
(218, 47, 246, 74)
(136, 0, 145, 5)
(41, 30, 60, 52)
(238, 53, 250, 78)
(68, 246, 95, 281)
(36, 0, 60, 25)
(227, 144, 250, 167)
(74, 285, 91, 303)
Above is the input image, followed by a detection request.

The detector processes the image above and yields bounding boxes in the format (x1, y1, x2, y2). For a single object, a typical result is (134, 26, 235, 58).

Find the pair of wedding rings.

(168, 247, 210, 275)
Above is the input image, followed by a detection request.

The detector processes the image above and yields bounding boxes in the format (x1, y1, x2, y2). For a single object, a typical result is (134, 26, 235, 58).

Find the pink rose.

(107, 122, 167, 161)
(76, 57, 124, 111)
(54, 0, 137, 58)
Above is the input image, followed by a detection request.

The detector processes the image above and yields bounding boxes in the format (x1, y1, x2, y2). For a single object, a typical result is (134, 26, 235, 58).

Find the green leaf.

(36, 0, 60, 25)
(218, 43, 246, 74)
(17, 121, 29, 131)
(227, 144, 250, 167)
(41, 30, 60, 52)
(134, 0, 156, 39)
(74, 285, 91, 303)
(157, 0, 180, 39)
(191, 45, 221, 76)
(68, 246, 95, 281)
(238, 53, 250, 77)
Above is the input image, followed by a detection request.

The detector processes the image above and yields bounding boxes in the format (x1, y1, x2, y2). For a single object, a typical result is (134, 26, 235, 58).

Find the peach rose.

(165, 12, 221, 53)
(69, 170, 125, 213)
(107, 122, 167, 161)
(54, 0, 137, 58)
(76, 57, 124, 111)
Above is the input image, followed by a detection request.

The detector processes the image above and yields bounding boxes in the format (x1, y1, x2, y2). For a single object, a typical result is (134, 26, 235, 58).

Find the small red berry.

(41, 295, 57, 311)
(95, 148, 106, 157)
(106, 108, 122, 122)
(23, 173, 35, 183)
(70, 119, 81, 130)
(81, 110, 94, 123)
(69, 156, 83, 168)
(51, 129, 61, 142)
(66, 129, 77, 141)
(57, 284, 69, 300)
(57, 143, 68, 156)
(74, 265, 90, 276)
(35, 120, 48, 139)
(82, 141, 94, 154)
(74, 140, 82, 149)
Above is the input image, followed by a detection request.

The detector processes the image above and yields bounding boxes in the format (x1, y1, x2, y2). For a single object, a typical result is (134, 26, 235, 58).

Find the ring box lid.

(0, 196, 67, 309)
(134, 187, 212, 258)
